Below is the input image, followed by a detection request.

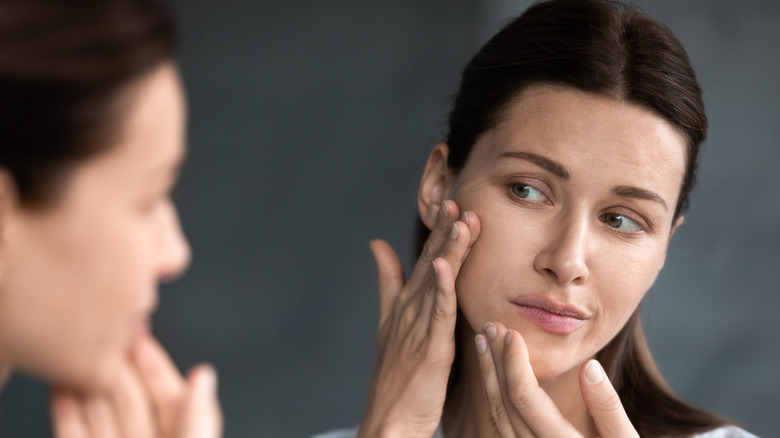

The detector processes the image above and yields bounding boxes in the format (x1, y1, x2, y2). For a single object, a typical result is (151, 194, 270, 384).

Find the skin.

(0, 63, 221, 437)
(362, 84, 686, 437)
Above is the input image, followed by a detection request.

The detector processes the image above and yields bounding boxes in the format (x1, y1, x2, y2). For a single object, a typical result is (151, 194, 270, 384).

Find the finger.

(108, 362, 155, 438)
(475, 333, 518, 438)
(487, 323, 534, 436)
(83, 395, 120, 438)
(177, 364, 223, 438)
(406, 199, 460, 292)
(460, 210, 482, 251)
(51, 390, 89, 438)
(417, 219, 471, 321)
(132, 335, 187, 434)
(427, 257, 458, 347)
(369, 239, 406, 326)
(503, 329, 578, 436)
(580, 360, 639, 438)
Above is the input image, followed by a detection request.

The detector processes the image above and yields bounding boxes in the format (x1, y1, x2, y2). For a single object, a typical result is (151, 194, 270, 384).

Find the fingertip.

(190, 364, 218, 394)
(51, 390, 77, 416)
(475, 334, 488, 354)
(584, 359, 605, 385)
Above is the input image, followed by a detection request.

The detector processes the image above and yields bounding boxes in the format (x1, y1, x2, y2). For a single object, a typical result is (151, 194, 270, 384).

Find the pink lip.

(510, 296, 588, 335)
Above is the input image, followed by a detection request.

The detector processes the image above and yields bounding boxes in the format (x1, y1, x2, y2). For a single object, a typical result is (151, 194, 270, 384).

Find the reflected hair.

(414, 0, 730, 436)
(0, 0, 175, 208)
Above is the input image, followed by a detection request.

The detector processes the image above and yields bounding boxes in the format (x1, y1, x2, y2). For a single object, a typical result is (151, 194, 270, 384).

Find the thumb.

(580, 360, 639, 438)
(177, 364, 223, 438)
(369, 239, 405, 324)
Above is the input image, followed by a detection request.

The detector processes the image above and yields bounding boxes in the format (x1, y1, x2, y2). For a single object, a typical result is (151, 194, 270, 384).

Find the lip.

(510, 296, 589, 335)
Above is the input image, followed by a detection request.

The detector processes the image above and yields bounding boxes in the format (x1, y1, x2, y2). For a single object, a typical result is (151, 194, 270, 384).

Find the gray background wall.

(1, 1, 778, 437)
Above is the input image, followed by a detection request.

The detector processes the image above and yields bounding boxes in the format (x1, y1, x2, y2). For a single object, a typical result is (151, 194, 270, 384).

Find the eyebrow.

(498, 150, 669, 212)
(612, 185, 668, 211)
(498, 151, 570, 179)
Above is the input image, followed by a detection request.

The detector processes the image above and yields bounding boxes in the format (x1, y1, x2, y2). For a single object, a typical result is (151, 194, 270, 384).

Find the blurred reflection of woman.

(0, 0, 221, 436)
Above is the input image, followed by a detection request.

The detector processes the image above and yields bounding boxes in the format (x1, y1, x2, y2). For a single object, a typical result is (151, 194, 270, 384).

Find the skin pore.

(0, 63, 190, 391)
(417, 85, 688, 436)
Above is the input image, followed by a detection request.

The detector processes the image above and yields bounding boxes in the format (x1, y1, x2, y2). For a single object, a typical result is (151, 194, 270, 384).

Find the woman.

(318, 0, 756, 437)
(0, 0, 221, 436)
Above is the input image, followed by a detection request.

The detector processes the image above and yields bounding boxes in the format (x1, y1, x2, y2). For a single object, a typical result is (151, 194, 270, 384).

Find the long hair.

(414, 0, 730, 435)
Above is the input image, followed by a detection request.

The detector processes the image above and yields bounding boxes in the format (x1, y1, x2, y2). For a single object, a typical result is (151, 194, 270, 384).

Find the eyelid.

(602, 207, 654, 234)
(505, 176, 555, 203)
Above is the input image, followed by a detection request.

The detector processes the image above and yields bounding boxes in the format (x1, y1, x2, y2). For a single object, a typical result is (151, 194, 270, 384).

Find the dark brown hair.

(415, 0, 730, 435)
(0, 0, 175, 208)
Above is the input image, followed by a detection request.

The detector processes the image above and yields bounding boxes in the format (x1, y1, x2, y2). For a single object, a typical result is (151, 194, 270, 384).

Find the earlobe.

(658, 215, 685, 272)
(417, 143, 452, 230)
(670, 215, 684, 238)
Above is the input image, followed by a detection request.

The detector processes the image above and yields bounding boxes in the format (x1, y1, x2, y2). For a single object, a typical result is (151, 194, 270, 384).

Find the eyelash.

(506, 180, 653, 235)
(507, 180, 553, 207)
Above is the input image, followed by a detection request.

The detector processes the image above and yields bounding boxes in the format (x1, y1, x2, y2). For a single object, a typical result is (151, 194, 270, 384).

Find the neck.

(442, 325, 597, 438)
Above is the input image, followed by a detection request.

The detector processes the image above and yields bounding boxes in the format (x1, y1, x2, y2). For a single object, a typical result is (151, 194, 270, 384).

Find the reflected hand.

(358, 200, 481, 438)
(475, 322, 638, 437)
(51, 335, 222, 438)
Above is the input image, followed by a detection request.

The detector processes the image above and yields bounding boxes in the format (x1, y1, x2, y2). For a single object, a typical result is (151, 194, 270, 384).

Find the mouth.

(510, 295, 588, 335)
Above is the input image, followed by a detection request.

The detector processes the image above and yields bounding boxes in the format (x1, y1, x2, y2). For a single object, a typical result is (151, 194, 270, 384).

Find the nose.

(533, 212, 590, 286)
(156, 201, 191, 283)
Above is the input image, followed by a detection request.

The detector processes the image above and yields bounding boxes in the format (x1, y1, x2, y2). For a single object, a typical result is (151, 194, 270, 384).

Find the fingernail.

(440, 200, 449, 217)
(461, 212, 469, 224)
(585, 360, 604, 384)
(505, 330, 513, 346)
(432, 259, 440, 275)
(450, 222, 459, 240)
(475, 334, 487, 354)
(53, 394, 76, 416)
(485, 322, 497, 340)
(198, 365, 218, 392)
(133, 336, 154, 366)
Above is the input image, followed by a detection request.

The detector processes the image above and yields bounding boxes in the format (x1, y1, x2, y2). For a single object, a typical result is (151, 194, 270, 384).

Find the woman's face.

(430, 85, 686, 380)
(0, 63, 189, 390)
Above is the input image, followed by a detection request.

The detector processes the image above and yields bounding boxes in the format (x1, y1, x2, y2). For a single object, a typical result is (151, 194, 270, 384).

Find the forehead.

(470, 85, 687, 199)
(112, 63, 185, 169)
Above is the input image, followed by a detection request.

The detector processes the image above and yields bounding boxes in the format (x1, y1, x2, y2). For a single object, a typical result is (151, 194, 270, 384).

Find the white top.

(311, 424, 758, 438)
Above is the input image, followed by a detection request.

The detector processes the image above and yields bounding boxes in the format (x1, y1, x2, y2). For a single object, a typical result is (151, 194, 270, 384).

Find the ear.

(0, 169, 18, 281)
(418, 143, 453, 230)
(657, 214, 684, 272)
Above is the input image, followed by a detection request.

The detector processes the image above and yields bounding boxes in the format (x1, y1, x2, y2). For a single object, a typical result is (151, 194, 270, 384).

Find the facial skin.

(421, 84, 686, 392)
(0, 63, 190, 391)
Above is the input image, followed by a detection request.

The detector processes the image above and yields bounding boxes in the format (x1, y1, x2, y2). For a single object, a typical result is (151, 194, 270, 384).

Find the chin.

(45, 348, 127, 393)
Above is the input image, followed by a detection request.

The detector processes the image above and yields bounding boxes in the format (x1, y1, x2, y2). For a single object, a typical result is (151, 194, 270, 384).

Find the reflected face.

(448, 85, 686, 380)
(0, 63, 190, 389)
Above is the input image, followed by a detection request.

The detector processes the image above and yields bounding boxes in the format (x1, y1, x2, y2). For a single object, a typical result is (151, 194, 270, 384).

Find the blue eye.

(602, 213, 642, 232)
(511, 183, 547, 202)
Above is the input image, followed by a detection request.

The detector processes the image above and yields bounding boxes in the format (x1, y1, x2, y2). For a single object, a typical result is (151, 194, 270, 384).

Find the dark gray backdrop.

(0, 1, 777, 437)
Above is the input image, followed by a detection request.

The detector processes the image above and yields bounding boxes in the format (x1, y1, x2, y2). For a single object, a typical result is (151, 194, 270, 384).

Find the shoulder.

(690, 425, 760, 438)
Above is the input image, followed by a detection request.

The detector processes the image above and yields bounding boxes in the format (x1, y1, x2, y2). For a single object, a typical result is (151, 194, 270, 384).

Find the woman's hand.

(50, 335, 222, 438)
(358, 200, 481, 438)
(475, 322, 639, 438)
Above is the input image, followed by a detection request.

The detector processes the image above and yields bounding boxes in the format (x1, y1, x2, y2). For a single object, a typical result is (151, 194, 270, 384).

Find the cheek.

(0, 209, 154, 387)
(590, 244, 663, 338)
(454, 204, 542, 330)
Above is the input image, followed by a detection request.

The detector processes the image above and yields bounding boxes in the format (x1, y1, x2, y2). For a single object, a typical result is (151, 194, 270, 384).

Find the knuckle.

(421, 238, 438, 261)
(488, 397, 509, 422)
(599, 391, 624, 415)
(508, 384, 534, 409)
